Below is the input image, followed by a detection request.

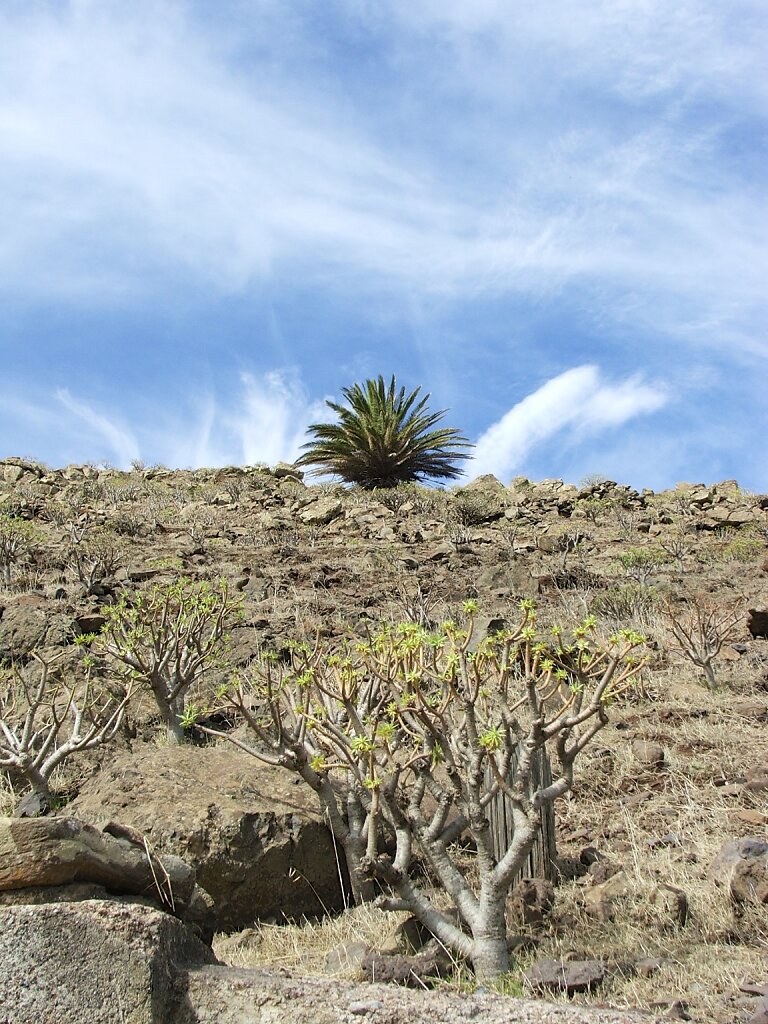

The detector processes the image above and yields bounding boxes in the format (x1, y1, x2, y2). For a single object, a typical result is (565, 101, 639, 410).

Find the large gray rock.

(65, 743, 349, 931)
(0, 900, 216, 1024)
(298, 496, 343, 525)
(0, 816, 214, 938)
(171, 966, 658, 1024)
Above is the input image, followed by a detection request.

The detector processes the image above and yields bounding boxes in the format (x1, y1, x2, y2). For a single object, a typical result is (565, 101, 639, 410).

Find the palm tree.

(295, 375, 473, 489)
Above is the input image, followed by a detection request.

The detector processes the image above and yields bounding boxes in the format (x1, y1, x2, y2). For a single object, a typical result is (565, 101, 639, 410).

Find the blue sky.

(1, 0, 766, 490)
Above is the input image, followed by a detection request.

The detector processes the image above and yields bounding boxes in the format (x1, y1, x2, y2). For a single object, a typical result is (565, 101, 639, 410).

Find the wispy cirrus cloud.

(3, 366, 668, 479)
(55, 388, 141, 467)
(0, 1, 765, 357)
(4, 372, 324, 470)
(467, 366, 669, 482)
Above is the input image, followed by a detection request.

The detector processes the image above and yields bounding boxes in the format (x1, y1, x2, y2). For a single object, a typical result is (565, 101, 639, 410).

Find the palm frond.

(295, 375, 474, 488)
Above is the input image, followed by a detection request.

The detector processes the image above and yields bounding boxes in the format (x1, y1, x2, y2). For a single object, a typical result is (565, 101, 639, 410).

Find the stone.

(733, 810, 768, 826)
(748, 1000, 768, 1024)
(709, 837, 768, 904)
(0, 595, 79, 661)
(65, 743, 349, 931)
(298, 497, 343, 525)
(13, 792, 50, 818)
(649, 883, 689, 926)
(0, 816, 201, 918)
(745, 769, 768, 794)
(175, 964, 656, 1024)
(362, 948, 448, 987)
(524, 957, 605, 994)
(631, 740, 666, 768)
(324, 940, 371, 975)
(649, 997, 691, 1020)
(508, 877, 555, 926)
(748, 610, 768, 639)
(0, 900, 216, 1024)
(583, 870, 628, 921)
(588, 858, 623, 884)
(460, 474, 507, 493)
(635, 956, 667, 977)
(272, 462, 304, 481)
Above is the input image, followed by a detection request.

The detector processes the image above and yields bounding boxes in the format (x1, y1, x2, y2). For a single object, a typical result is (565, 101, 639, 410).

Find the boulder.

(0, 900, 216, 1024)
(272, 462, 304, 481)
(748, 609, 768, 639)
(0, 594, 78, 661)
(176, 965, 658, 1024)
(524, 957, 606, 994)
(65, 743, 349, 931)
(709, 837, 768, 904)
(298, 497, 343, 525)
(461, 474, 507, 492)
(0, 816, 208, 923)
(631, 741, 666, 768)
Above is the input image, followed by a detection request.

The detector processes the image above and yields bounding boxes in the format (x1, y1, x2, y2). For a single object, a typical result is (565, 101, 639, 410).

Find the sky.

(1, 0, 766, 490)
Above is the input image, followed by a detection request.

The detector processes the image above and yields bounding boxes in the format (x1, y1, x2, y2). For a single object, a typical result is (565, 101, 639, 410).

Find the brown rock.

(508, 877, 555, 926)
(65, 744, 349, 931)
(525, 957, 605, 994)
(362, 948, 449, 987)
(583, 870, 628, 921)
(649, 883, 689, 926)
(324, 940, 371, 976)
(710, 837, 768, 904)
(631, 741, 666, 768)
(0, 816, 199, 913)
(298, 497, 343, 525)
(0, 595, 79, 661)
(748, 609, 768, 639)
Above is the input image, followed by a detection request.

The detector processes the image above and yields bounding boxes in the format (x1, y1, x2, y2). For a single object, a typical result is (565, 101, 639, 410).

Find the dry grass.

(214, 902, 411, 977)
(0, 773, 15, 817)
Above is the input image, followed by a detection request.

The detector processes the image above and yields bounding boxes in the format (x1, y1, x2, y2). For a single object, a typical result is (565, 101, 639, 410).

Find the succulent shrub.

(98, 577, 239, 743)
(0, 648, 132, 804)
(194, 601, 647, 981)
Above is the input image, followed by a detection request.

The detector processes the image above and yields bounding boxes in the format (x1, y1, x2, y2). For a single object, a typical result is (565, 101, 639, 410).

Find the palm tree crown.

(295, 375, 473, 489)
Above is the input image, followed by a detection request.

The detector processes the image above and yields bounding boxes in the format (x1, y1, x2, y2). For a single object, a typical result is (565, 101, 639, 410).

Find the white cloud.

(55, 388, 140, 467)
(0, 2, 764, 355)
(22, 372, 328, 470)
(467, 366, 668, 481)
(229, 372, 326, 467)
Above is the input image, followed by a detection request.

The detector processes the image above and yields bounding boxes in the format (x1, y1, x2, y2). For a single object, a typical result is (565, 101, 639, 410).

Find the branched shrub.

(98, 578, 239, 743)
(722, 535, 764, 563)
(66, 528, 124, 595)
(0, 515, 37, 586)
(0, 648, 132, 804)
(591, 584, 660, 627)
(616, 546, 668, 586)
(194, 601, 647, 981)
(665, 594, 743, 689)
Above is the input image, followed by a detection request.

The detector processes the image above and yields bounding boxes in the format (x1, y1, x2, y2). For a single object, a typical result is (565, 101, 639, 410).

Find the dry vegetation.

(1, 458, 767, 1021)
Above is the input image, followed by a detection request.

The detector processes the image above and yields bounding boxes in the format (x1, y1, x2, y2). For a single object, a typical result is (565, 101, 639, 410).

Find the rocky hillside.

(1, 457, 767, 1024)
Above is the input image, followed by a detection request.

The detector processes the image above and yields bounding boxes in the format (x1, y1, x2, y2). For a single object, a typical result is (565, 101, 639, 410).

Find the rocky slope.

(1, 457, 767, 1023)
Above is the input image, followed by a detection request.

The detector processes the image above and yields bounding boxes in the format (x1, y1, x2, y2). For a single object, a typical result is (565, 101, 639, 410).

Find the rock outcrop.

(65, 743, 349, 931)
